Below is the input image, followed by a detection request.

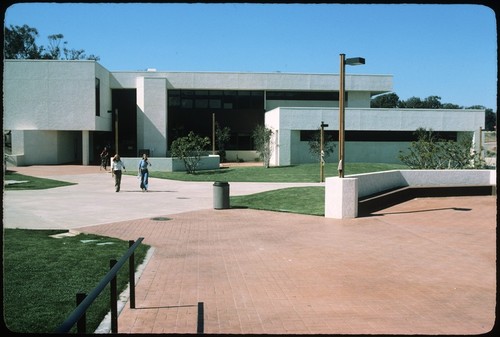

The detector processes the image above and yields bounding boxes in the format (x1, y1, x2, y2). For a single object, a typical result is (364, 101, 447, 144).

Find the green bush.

(170, 131, 211, 174)
(399, 128, 485, 169)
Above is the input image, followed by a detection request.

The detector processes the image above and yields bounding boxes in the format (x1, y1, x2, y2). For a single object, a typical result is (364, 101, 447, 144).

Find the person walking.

(111, 154, 126, 192)
(138, 153, 152, 191)
(100, 147, 109, 171)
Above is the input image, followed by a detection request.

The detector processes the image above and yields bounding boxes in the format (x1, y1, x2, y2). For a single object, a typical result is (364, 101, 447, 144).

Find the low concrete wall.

(121, 155, 220, 172)
(348, 169, 496, 198)
(325, 169, 496, 218)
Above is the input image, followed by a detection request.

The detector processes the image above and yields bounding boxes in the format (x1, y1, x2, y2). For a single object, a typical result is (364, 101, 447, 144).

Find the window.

(95, 78, 100, 116)
(267, 91, 339, 101)
(300, 130, 458, 142)
(167, 89, 265, 150)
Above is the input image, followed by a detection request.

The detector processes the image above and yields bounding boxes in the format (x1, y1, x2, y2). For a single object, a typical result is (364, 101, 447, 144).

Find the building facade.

(3, 60, 485, 166)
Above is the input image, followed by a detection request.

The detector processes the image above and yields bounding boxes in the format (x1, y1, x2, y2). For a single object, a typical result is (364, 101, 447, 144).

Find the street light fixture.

(338, 54, 365, 178)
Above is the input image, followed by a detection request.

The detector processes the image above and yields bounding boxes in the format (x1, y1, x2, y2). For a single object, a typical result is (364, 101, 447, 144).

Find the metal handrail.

(55, 237, 144, 333)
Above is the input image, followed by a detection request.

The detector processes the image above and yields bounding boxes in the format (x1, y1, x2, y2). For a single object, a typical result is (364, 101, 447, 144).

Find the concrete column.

(82, 130, 89, 166)
(325, 177, 358, 219)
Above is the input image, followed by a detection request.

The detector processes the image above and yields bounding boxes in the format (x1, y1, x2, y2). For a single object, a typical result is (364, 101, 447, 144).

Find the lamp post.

(320, 121, 329, 182)
(338, 54, 365, 178)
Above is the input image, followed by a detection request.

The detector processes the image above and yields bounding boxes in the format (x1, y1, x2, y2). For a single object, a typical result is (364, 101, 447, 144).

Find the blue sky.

(4, 2, 497, 110)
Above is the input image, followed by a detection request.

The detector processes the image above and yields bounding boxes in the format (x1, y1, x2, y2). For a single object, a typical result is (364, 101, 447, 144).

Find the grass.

(4, 171, 76, 190)
(144, 162, 407, 216)
(231, 186, 325, 216)
(145, 162, 407, 183)
(3, 229, 150, 333)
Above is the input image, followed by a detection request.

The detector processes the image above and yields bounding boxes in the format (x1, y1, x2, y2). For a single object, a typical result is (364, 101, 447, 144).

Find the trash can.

(213, 181, 230, 209)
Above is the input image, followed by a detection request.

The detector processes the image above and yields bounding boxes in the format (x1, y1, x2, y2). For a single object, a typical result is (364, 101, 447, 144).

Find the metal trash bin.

(213, 181, 230, 209)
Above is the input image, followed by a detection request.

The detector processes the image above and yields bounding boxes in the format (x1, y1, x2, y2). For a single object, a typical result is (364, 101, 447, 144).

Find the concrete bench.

(325, 170, 496, 219)
(358, 184, 495, 216)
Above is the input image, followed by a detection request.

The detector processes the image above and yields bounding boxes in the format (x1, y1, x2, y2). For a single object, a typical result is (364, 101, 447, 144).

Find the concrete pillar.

(82, 130, 89, 166)
(325, 177, 358, 219)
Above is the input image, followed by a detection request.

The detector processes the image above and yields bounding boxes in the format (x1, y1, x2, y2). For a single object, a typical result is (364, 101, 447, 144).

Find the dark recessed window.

(267, 91, 339, 101)
(300, 130, 458, 142)
(95, 78, 100, 116)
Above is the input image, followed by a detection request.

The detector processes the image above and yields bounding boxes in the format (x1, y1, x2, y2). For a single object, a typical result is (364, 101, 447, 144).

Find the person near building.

(138, 153, 152, 191)
(111, 154, 126, 192)
(100, 146, 109, 171)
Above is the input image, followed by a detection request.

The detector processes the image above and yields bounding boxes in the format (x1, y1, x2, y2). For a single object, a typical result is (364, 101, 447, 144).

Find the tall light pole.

(338, 54, 365, 178)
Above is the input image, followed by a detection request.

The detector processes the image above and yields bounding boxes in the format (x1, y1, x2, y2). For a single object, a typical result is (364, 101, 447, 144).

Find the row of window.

(168, 90, 341, 110)
(300, 130, 458, 142)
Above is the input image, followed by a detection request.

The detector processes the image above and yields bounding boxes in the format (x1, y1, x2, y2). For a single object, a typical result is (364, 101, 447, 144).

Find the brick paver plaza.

(3, 165, 497, 334)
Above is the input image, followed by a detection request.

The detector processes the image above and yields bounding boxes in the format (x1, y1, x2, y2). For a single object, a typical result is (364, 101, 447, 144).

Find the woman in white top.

(111, 154, 126, 192)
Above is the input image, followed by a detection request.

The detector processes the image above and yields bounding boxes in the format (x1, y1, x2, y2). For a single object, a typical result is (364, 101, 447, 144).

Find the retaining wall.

(325, 170, 496, 218)
(121, 155, 220, 172)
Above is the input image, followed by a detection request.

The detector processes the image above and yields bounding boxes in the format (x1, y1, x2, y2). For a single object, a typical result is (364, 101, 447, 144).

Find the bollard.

(213, 181, 230, 209)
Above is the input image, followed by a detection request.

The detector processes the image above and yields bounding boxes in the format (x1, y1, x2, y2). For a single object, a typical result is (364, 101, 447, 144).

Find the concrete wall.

(347, 169, 496, 199)
(136, 77, 168, 156)
(325, 169, 496, 218)
(120, 155, 220, 172)
(111, 71, 393, 93)
(266, 107, 485, 166)
(4, 60, 111, 131)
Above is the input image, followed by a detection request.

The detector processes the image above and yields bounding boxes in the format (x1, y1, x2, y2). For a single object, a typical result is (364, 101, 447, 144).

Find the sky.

(4, 2, 498, 111)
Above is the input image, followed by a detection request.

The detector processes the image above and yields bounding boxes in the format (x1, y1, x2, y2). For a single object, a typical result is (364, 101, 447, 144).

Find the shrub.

(399, 128, 485, 169)
(252, 125, 273, 168)
(170, 131, 211, 174)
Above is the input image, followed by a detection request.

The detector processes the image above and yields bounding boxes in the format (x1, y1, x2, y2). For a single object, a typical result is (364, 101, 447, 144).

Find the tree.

(307, 129, 336, 162)
(252, 125, 274, 168)
(170, 131, 211, 174)
(485, 109, 496, 131)
(215, 122, 231, 163)
(4, 24, 43, 59)
(399, 128, 485, 169)
(371, 92, 400, 108)
(423, 96, 443, 109)
(4, 24, 99, 61)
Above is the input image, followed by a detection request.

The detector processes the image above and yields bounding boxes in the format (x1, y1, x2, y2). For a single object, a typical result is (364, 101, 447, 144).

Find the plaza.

(3, 165, 496, 334)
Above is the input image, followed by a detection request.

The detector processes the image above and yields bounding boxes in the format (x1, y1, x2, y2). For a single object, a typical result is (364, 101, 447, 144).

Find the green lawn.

(147, 162, 407, 183)
(231, 186, 325, 216)
(4, 171, 76, 190)
(146, 162, 407, 216)
(3, 229, 150, 333)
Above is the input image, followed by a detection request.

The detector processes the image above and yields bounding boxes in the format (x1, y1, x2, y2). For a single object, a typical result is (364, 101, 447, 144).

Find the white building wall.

(110, 71, 393, 93)
(95, 63, 113, 131)
(347, 92, 371, 108)
(136, 77, 168, 156)
(4, 60, 99, 131)
(266, 107, 485, 166)
(23, 131, 58, 165)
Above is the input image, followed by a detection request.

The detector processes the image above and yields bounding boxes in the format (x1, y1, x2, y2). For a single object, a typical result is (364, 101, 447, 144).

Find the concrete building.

(3, 59, 485, 167)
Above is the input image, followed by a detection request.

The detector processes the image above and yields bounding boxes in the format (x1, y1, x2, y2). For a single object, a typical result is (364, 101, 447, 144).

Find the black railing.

(55, 238, 144, 333)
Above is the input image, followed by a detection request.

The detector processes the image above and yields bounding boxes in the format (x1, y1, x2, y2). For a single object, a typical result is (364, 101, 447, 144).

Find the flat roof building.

(3, 60, 485, 167)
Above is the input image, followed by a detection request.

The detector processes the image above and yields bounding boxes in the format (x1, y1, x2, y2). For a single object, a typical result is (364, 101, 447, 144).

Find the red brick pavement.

(76, 195, 497, 335)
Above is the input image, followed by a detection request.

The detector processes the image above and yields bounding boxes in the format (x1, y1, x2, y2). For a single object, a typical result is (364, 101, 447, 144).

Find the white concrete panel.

(4, 60, 97, 130)
(109, 71, 392, 92)
(325, 177, 358, 218)
(142, 77, 168, 156)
